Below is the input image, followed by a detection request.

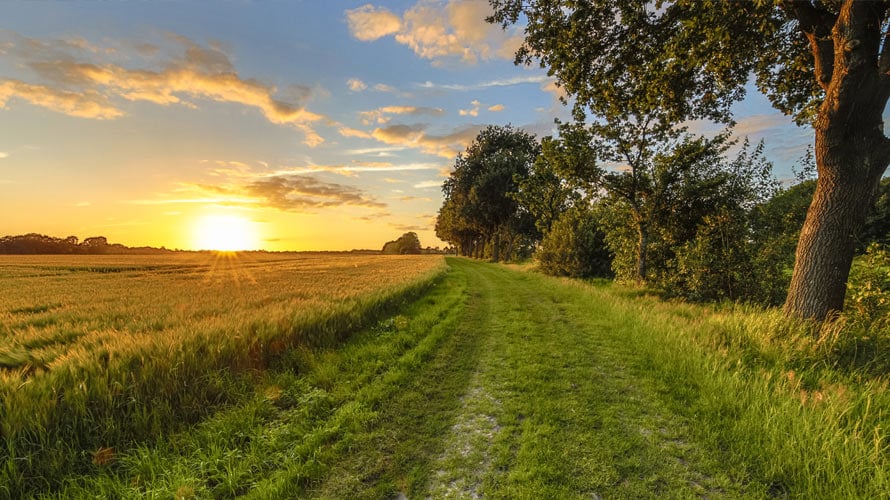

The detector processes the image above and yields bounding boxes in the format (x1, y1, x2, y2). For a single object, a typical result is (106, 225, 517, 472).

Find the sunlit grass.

(0, 252, 445, 498)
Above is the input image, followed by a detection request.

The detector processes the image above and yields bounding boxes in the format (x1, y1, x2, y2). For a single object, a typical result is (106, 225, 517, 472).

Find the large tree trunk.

(784, 1, 890, 320)
(783, 148, 884, 319)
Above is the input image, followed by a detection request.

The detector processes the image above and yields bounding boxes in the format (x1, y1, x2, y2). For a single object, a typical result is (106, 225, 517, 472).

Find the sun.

(193, 214, 259, 251)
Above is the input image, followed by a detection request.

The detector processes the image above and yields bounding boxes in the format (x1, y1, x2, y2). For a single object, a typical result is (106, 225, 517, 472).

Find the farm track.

(309, 258, 746, 498)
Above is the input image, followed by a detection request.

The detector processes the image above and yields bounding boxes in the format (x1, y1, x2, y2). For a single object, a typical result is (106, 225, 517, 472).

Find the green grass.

(7, 256, 890, 497)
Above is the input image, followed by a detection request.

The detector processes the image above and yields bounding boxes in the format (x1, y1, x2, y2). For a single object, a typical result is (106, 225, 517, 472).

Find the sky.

(0, 1, 812, 251)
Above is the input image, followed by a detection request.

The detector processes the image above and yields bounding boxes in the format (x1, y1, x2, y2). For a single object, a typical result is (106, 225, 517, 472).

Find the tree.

(436, 125, 541, 262)
(512, 126, 598, 236)
(382, 232, 422, 254)
(489, 0, 890, 320)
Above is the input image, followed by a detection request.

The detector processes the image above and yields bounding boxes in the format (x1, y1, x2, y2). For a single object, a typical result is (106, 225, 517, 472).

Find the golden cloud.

(246, 175, 386, 210)
(0, 32, 326, 146)
(371, 123, 484, 159)
(459, 99, 480, 117)
(141, 170, 386, 212)
(0, 79, 123, 119)
(346, 0, 523, 65)
(359, 105, 444, 125)
(345, 4, 403, 41)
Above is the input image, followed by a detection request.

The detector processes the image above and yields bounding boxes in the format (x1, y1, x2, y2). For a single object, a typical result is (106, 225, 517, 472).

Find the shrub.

(536, 206, 612, 278)
(846, 243, 890, 325)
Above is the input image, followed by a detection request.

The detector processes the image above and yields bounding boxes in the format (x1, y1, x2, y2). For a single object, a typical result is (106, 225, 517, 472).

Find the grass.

(3, 255, 889, 497)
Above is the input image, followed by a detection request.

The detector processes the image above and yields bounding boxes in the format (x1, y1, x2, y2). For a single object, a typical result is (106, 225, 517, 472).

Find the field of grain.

(0, 252, 446, 496)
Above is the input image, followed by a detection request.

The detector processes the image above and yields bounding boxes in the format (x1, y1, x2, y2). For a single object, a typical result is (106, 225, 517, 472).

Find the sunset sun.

(193, 215, 259, 251)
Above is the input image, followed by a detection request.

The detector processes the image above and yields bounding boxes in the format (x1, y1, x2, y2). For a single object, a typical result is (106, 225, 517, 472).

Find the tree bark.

(784, 0, 890, 320)
(636, 219, 649, 283)
(784, 152, 884, 319)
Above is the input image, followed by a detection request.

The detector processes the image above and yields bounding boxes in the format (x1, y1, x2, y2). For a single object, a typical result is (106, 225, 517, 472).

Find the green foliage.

(488, 1, 815, 126)
(536, 205, 612, 278)
(858, 177, 890, 251)
(436, 125, 541, 261)
(381, 232, 422, 255)
(510, 136, 582, 235)
(592, 132, 779, 302)
(672, 210, 762, 302)
(846, 243, 890, 325)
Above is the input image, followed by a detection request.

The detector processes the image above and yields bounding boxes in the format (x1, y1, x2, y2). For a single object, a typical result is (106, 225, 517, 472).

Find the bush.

(536, 206, 612, 278)
(846, 243, 890, 325)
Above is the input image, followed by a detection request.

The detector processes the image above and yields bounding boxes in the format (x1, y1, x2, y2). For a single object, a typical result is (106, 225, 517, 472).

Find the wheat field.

(0, 252, 446, 495)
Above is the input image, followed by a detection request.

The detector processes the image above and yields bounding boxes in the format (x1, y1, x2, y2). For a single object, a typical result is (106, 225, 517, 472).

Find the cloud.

(355, 210, 393, 222)
(0, 152, 8, 159)
(419, 74, 551, 92)
(373, 83, 399, 93)
(459, 99, 480, 117)
(345, 4, 403, 41)
(372, 123, 427, 145)
(391, 222, 429, 232)
(339, 125, 373, 139)
(733, 113, 794, 137)
(346, 0, 523, 65)
(0, 79, 123, 119)
(344, 145, 407, 156)
(369, 122, 483, 158)
(414, 180, 443, 189)
(245, 175, 385, 210)
(359, 104, 444, 125)
(488, 103, 505, 112)
(140, 169, 386, 212)
(0, 32, 326, 146)
(347, 78, 367, 91)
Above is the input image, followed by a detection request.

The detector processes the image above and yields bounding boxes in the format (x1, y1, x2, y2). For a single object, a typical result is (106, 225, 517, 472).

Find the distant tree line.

(435, 125, 890, 307)
(380, 232, 446, 255)
(0, 234, 174, 255)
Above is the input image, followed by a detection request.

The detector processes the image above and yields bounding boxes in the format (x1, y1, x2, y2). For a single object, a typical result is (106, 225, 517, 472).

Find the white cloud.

(419, 74, 550, 91)
(347, 78, 367, 92)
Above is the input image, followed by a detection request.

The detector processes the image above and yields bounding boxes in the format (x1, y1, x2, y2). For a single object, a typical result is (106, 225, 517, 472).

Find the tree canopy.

(436, 125, 541, 261)
(489, 0, 890, 320)
(381, 232, 422, 255)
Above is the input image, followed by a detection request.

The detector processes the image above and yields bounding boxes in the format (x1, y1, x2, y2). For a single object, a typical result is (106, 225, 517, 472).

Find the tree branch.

(782, 0, 838, 91)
